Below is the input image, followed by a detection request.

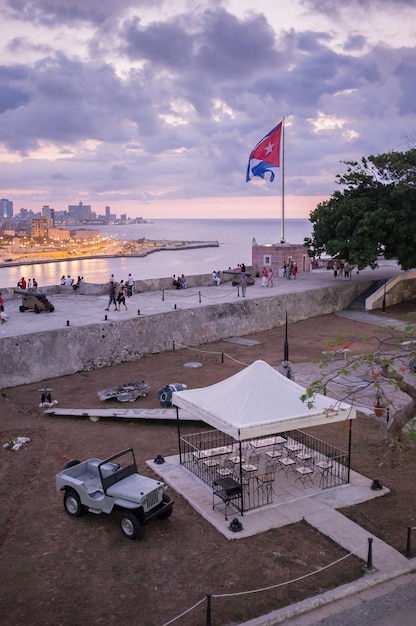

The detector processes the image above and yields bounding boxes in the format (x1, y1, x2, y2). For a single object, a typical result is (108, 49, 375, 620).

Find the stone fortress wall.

(1, 271, 374, 389)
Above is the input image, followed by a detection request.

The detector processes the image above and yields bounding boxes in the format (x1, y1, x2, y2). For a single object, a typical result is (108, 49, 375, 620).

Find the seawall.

(2, 278, 372, 388)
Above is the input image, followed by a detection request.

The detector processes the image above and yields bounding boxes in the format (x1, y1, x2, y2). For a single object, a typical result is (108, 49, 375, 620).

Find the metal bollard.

(199, 291, 201, 303)
(366, 537, 373, 569)
(66, 320, 70, 326)
(162, 289, 164, 301)
(406, 526, 412, 557)
(205, 593, 212, 626)
(105, 314, 108, 321)
(137, 309, 140, 315)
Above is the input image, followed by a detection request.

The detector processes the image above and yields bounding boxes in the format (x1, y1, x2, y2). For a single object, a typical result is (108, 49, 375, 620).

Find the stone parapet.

(1, 280, 369, 388)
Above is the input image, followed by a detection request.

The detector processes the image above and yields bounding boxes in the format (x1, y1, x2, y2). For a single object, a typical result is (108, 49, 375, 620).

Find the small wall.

(1, 280, 372, 388)
(0, 269, 252, 301)
(365, 272, 416, 310)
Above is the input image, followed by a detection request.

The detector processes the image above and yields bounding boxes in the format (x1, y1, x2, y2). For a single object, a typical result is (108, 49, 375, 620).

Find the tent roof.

(172, 360, 355, 441)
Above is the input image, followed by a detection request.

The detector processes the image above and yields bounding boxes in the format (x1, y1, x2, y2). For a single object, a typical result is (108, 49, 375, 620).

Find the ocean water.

(0, 218, 312, 288)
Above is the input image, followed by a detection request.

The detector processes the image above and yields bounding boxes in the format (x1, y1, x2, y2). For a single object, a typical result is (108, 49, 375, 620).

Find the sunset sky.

(0, 0, 415, 219)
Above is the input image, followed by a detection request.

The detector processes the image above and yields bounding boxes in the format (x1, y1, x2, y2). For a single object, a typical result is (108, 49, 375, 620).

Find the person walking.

(0, 291, 6, 324)
(116, 281, 128, 311)
(105, 281, 117, 311)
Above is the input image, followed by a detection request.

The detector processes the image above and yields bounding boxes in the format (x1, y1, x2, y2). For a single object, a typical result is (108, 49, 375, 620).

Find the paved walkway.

(0, 258, 407, 339)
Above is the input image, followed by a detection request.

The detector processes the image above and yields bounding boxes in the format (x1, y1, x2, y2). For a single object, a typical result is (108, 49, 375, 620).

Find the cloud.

(4, 0, 154, 26)
(0, 1, 415, 216)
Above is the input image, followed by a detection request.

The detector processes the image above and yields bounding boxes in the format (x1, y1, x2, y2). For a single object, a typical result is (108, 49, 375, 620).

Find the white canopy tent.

(172, 360, 355, 441)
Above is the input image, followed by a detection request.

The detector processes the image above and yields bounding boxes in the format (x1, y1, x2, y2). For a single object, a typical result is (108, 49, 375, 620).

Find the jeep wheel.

(63, 459, 81, 470)
(158, 494, 173, 519)
(120, 511, 141, 540)
(63, 490, 84, 517)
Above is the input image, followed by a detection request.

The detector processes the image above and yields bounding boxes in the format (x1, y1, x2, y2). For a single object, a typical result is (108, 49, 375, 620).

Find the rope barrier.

(160, 596, 206, 626)
(172, 341, 249, 367)
(160, 542, 368, 625)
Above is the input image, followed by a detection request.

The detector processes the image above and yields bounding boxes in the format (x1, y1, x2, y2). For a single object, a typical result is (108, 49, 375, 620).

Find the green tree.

(302, 321, 416, 465)
(305, 148, 416, 270)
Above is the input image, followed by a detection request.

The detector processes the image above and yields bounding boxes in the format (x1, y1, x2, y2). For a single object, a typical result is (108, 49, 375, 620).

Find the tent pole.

(238, 438, 244, 514)
(347, 419, 352, 483)
(176, 407, 183, 465)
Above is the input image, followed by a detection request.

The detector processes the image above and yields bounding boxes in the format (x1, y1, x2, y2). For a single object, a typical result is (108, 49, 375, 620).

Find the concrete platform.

(146, 453, 407, 572)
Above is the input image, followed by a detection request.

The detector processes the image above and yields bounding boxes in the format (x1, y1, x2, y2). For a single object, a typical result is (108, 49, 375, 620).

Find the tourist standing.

(261, 267, 268, 287)
(240, 273, 248, 297)
(126, 273, 134, 297)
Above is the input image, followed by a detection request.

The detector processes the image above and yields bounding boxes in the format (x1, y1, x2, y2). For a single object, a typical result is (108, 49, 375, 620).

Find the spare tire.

(157, 383, 187, 407)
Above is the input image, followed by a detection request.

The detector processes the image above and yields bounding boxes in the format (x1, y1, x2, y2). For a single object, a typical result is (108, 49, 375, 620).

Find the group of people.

(261, 267, 274, 287)
(333, 261, 351, 279)
(17, 277, 38, 290)
(106, 276, 130, 311)
(173, 274, 188, 289)
(211, 271, 221, 286)
(281, 261, 298, 280)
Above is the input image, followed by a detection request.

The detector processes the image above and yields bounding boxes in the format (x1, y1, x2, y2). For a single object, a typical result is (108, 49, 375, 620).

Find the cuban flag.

(246, 121, 282, 182)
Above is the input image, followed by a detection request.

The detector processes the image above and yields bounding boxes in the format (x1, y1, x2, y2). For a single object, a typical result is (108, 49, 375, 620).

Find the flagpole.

(280, 116, 285, 243)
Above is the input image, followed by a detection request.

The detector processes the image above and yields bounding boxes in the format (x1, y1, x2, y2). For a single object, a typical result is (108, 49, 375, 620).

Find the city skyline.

(0, 0, 414, 219)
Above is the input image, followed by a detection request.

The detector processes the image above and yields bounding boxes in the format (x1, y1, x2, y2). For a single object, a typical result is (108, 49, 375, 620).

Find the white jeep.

(55, 448, 173, 539)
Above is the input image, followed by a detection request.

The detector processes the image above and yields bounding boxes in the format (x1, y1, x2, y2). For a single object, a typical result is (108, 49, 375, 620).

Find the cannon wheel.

(34, 305, 41, 314)
(19, 305, 26, 312)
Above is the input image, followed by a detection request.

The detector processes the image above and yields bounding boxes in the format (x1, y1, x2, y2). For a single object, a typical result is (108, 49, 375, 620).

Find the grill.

(143, 489, 161, 512)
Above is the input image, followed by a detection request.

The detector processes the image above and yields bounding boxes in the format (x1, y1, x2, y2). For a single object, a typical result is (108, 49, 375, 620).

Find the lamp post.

(278, 311, 293, 379)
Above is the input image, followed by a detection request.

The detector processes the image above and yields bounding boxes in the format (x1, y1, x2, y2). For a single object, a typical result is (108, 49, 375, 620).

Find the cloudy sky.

(0, 0, 415, 219)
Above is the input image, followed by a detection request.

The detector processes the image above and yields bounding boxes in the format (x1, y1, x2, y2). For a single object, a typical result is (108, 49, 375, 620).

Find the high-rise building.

(68, 201, 93, 221)
(0, 198, 13, 218)
(42, 205, 55, 223)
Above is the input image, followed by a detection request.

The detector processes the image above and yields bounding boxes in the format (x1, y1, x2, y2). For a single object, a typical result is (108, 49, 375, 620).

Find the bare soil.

(1, 305, 416, 626)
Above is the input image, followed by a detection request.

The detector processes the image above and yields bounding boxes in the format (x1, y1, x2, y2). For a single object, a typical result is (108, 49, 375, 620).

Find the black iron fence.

(179, 428, 349, 512)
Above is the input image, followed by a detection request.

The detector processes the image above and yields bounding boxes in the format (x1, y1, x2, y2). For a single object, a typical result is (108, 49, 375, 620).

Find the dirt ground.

(1, 305, 416, 626)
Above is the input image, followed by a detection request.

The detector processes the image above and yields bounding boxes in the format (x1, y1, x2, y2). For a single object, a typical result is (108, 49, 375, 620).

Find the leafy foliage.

(305, 148, 416, 270)
(303, 321, 416, 455)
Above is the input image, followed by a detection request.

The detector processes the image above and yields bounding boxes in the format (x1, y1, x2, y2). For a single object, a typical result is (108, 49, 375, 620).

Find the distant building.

(32, 217, 52, 238)
(49, 227, 71, 241)
(73, 229, 100, 240)
(0, 198, 13, 219)
(68, 201, 95, 222)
